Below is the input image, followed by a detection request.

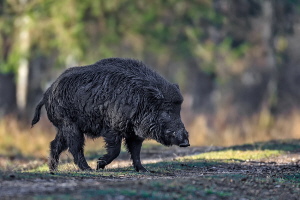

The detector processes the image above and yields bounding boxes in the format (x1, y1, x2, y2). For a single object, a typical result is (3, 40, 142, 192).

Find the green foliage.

(0, 0, 230, 73)
(2, 0, 300, 128)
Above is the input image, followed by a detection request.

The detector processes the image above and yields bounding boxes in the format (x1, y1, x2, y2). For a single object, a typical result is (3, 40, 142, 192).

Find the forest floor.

(0, 140, 300, 200)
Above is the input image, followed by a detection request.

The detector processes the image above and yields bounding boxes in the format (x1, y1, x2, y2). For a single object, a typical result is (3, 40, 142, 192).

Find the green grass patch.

(33, 188, 183, 200)
(279, 173, 300, 184)
(0, 168, 141, 181)
(205, 188, 232, 197)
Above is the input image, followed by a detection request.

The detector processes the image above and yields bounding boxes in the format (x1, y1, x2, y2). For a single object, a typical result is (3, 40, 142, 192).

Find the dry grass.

(1, 110, 300, 158)
(0, 116, 106, 158)
(188, 109, 300, 146)
(0, 116, 54, 158)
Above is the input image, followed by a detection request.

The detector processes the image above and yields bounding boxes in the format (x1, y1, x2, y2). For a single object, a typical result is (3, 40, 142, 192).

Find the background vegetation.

(1, 2, 300, 199)
(1, 0, 300, 150)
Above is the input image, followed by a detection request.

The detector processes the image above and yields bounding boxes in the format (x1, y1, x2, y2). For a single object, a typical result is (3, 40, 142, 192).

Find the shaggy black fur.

(32, 58, 189, 172)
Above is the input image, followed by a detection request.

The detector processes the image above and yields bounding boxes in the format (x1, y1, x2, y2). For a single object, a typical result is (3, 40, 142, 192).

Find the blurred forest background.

(1, 0, 300, 154)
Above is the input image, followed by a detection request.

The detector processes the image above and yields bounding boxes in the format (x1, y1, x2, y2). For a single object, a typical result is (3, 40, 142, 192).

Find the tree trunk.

(0, 73, 16, 117)
(260, 0, 277, 113)
(16, 14, 31, 116)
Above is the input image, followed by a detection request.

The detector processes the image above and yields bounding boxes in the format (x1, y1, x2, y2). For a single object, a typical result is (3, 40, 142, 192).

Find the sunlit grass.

(26, 164, 49, 172)
(183, 149, 283, 161)
(21, 165, 141, 179)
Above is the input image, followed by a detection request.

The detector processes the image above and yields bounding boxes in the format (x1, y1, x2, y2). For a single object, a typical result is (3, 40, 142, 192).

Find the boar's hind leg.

(63, 125, 92, 171)
(49, 130, 67, 171)
(125, 136, 148, 172)
(96, 133, 122, 170)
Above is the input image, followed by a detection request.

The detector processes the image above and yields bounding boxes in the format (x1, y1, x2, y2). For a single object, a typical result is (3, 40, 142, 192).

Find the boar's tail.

(31, 98, 45, 127)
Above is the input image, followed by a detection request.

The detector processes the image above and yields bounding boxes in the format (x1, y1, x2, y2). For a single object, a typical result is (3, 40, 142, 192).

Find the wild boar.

(32, 58, 189, 172)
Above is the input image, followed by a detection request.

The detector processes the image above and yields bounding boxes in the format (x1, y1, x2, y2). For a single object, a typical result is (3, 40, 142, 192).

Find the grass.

(75, 180, 233, 199)
(188, 110, 300, 146)
(33, 188, 183, 200)
(1, 141, 300, 199)
(204, 188, 232, 197)
(1, 109, 300, 158)
(1, 115, 300, 199)
(230, 139, 300, 152)
(28, 178, 243, 200)
(184, 149, 283, 161)
(0, 118, 52, 157)
(0, 117, 156, 161)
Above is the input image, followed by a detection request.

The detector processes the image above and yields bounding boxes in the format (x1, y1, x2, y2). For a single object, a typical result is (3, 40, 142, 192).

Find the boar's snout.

(169, 128, 189, 147)
(179, 139, 190, 147)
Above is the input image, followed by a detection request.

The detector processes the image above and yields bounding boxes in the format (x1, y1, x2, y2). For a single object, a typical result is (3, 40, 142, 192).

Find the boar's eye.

(166, 130, 176, 136)
(166, 111, 172, 118)
(161, 111, 171, 119)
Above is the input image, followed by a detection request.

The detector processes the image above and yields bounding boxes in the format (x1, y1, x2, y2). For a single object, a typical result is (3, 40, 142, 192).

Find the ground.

(0, 140, 300, 200)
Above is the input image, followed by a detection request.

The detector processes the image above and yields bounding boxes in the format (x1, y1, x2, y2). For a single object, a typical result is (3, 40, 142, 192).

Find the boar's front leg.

(125, 135, 148, 172)
(96, 132, 122, 170)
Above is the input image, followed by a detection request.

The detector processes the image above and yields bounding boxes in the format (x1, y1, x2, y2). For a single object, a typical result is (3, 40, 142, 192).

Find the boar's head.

(157, 106, 190, 147)
(135, 84, 189, 147)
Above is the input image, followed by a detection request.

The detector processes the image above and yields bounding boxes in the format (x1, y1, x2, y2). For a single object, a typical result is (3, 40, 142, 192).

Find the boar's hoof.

(135, 166, 149, 173)
(82, 167, 93, 171)
(96, 160, 107, 170)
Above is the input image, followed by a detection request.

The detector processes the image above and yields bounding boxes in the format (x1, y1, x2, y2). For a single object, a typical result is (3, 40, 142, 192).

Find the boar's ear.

(174, 84, 180, 89)
(144, 86, 164, 100)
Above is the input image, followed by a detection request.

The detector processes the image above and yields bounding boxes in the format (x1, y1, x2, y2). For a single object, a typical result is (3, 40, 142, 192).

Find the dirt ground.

(0, 142, 300, 200)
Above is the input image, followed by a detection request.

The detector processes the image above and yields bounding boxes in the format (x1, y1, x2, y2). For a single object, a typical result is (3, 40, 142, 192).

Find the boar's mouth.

(179, 139, 190, 147)
(179, 143, 190, 147)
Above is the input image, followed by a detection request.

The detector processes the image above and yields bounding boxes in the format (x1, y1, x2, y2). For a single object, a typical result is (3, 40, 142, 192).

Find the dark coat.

(32, 58, 189, 172)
